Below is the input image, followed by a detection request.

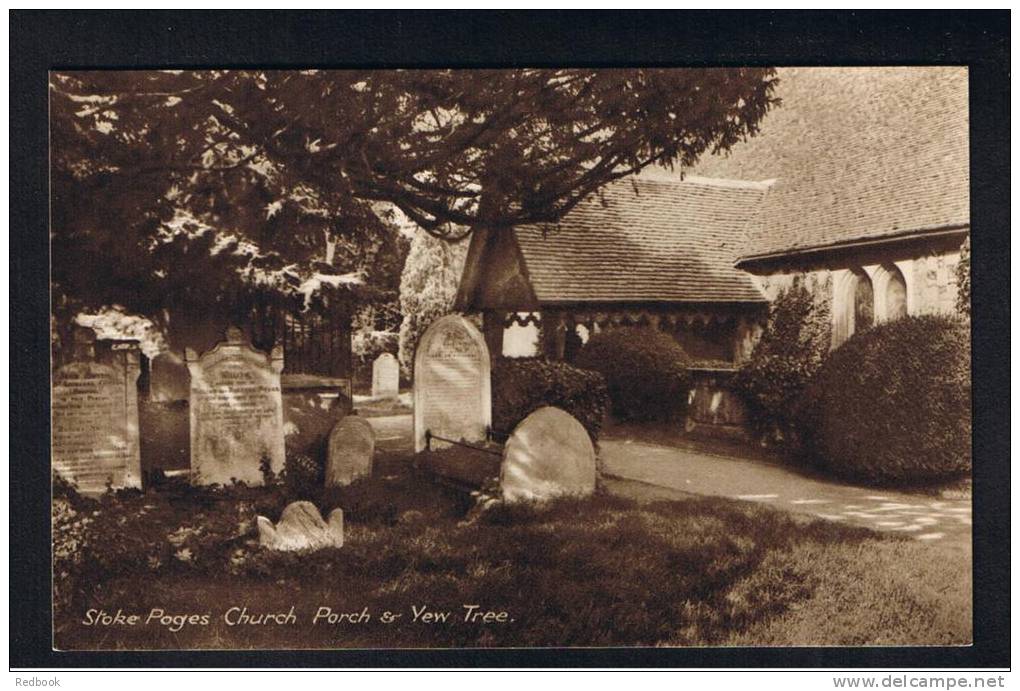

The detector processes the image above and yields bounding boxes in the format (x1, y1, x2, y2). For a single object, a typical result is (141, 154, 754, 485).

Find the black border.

(10, 10, 1010, 669)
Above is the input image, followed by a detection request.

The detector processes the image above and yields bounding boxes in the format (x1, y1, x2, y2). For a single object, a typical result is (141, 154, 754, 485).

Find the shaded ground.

(364, 414, 414, 454)
(55, 454, 971, 650)
(353, 392, 413, 418)
(354, 413, 971, 550)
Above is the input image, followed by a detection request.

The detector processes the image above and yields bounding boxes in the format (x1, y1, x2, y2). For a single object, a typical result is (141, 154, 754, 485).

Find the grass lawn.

(54, 453, 971, 650)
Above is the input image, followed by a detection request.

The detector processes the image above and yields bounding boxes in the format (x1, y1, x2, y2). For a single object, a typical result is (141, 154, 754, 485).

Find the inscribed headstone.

(413, 315, 491, 453)
(52, 329, 142, 492)
(186, 326, 285, 486)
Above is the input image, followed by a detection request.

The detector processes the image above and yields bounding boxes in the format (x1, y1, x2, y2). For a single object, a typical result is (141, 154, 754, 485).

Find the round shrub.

(799, 314, 971, 485)
(733, 280, 830, 445)
(491, 357, 609, 442)
(574, 327, 692, 422)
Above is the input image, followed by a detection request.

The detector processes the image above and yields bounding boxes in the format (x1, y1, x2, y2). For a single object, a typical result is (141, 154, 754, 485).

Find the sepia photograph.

(47, 63, 976, 651)
(10, 10, 1009, 671)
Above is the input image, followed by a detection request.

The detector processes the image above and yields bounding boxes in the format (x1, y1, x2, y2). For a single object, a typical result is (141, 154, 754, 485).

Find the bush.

(733, 280, 831, 445)
(491, 357, 609, 442)
(799, 314, 971, 485)
(956, 236, 970, 317)
(574, 327, 691, 422)
(280, 452, 324, 500)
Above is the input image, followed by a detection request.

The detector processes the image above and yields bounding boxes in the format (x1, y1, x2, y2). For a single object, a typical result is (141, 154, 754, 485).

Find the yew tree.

(50, 68, 777, 346)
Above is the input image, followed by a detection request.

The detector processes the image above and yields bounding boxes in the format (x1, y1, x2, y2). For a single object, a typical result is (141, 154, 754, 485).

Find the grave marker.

(52, 329, 142, 492)
(326, 416, 375, 487)
(413, 315, 491, 453)
(257, 501, 344, 552)
(186, 326, 285, 485)
(500, 406, 597, 503)
(371, 352, 400, 400)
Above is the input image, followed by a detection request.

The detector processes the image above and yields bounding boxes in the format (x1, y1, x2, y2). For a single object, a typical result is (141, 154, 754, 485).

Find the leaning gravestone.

(256, 501, 344, 551)
(186, 326, 285, 486)
(371, 352, 400, 400)
(500, 406, 597, 503)
(413, 315, 491, 453)
(52, 328, 142, 493)
(325, 415, 375, 487)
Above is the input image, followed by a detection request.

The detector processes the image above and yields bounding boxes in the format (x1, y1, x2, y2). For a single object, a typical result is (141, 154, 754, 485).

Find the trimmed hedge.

(798, 314, 971, 485)
(574, 327, 692, 422)
(491, 357, 609, 442)
(733, 280, 831, 445)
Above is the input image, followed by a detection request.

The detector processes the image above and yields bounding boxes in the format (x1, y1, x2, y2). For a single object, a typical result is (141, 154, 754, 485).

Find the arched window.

(833, 268, 876, 348)
(883, 264, 908, 321)
(852, 268, 874, 331)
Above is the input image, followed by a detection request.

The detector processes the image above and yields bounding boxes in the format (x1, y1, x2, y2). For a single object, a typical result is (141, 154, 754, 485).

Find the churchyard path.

(599, 437, 971, 550)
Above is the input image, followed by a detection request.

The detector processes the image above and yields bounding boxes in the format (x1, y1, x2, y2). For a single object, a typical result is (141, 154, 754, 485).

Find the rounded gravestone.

(500, 406, 597, 503)
(326, 415, 375, 487)
(413, 314, 491, 453)
(371, 352, 400, 400)
(185, 326, 285, 486)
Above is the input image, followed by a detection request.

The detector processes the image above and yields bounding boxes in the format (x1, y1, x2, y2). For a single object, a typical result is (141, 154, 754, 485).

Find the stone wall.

(746, 239, 965, 351)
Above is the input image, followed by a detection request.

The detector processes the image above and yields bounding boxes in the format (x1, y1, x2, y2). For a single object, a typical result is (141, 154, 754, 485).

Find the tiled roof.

(514, 176, 768, 304)
(691, 67, 970, 260)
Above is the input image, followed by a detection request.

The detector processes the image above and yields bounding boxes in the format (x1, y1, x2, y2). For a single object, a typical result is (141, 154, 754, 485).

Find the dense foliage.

(491, 357, 609, 442)
(51, 69, 776, 346)
(397, 228, 468, 375)
(351, 303, 403, 390)
(574, 327, 692, 422)
(733, 279, 831, 445)
(956, 236, 971, 317)
(798, 314, 971, 485)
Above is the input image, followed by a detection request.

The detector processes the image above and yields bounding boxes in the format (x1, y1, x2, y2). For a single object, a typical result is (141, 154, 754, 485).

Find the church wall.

(744, 234, 966, 350)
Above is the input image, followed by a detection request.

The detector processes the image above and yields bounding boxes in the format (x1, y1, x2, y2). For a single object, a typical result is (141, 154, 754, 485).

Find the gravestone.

(52, 328, 142, 493)
(413, 315, 491, 453)
(371, 352, 400, 400)
(256, 501, 344, 552)
(325, 415, 375, 487)
(500, 406, 597, 503)
(186, 326, 285, 486)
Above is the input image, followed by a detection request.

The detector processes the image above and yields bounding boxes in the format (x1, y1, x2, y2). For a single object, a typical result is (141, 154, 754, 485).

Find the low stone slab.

(256, 501, 344, 551)
(500, 406, 597, 503)
(326, 416, 375, 487)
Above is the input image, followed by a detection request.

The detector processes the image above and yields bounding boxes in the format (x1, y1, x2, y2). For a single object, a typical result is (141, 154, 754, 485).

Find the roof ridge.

(634, 171, 775, 191)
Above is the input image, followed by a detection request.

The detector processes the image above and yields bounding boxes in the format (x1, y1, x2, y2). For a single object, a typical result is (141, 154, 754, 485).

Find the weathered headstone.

(500, 406, 597, 503)
(186, 326, 285, 486)
(325, 416, 375, 487)
(52, 329, 142, 493)
(413, 315, 491, 453)
(256, 501, 344, 551)
(371, 352, 400, 400)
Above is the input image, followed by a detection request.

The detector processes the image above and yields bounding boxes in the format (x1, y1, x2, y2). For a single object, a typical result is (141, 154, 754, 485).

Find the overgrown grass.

(54, 455, 970, 650)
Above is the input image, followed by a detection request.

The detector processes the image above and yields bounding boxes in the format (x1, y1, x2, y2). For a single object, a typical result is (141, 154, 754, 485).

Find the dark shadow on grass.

(56, 459, 931, 650)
